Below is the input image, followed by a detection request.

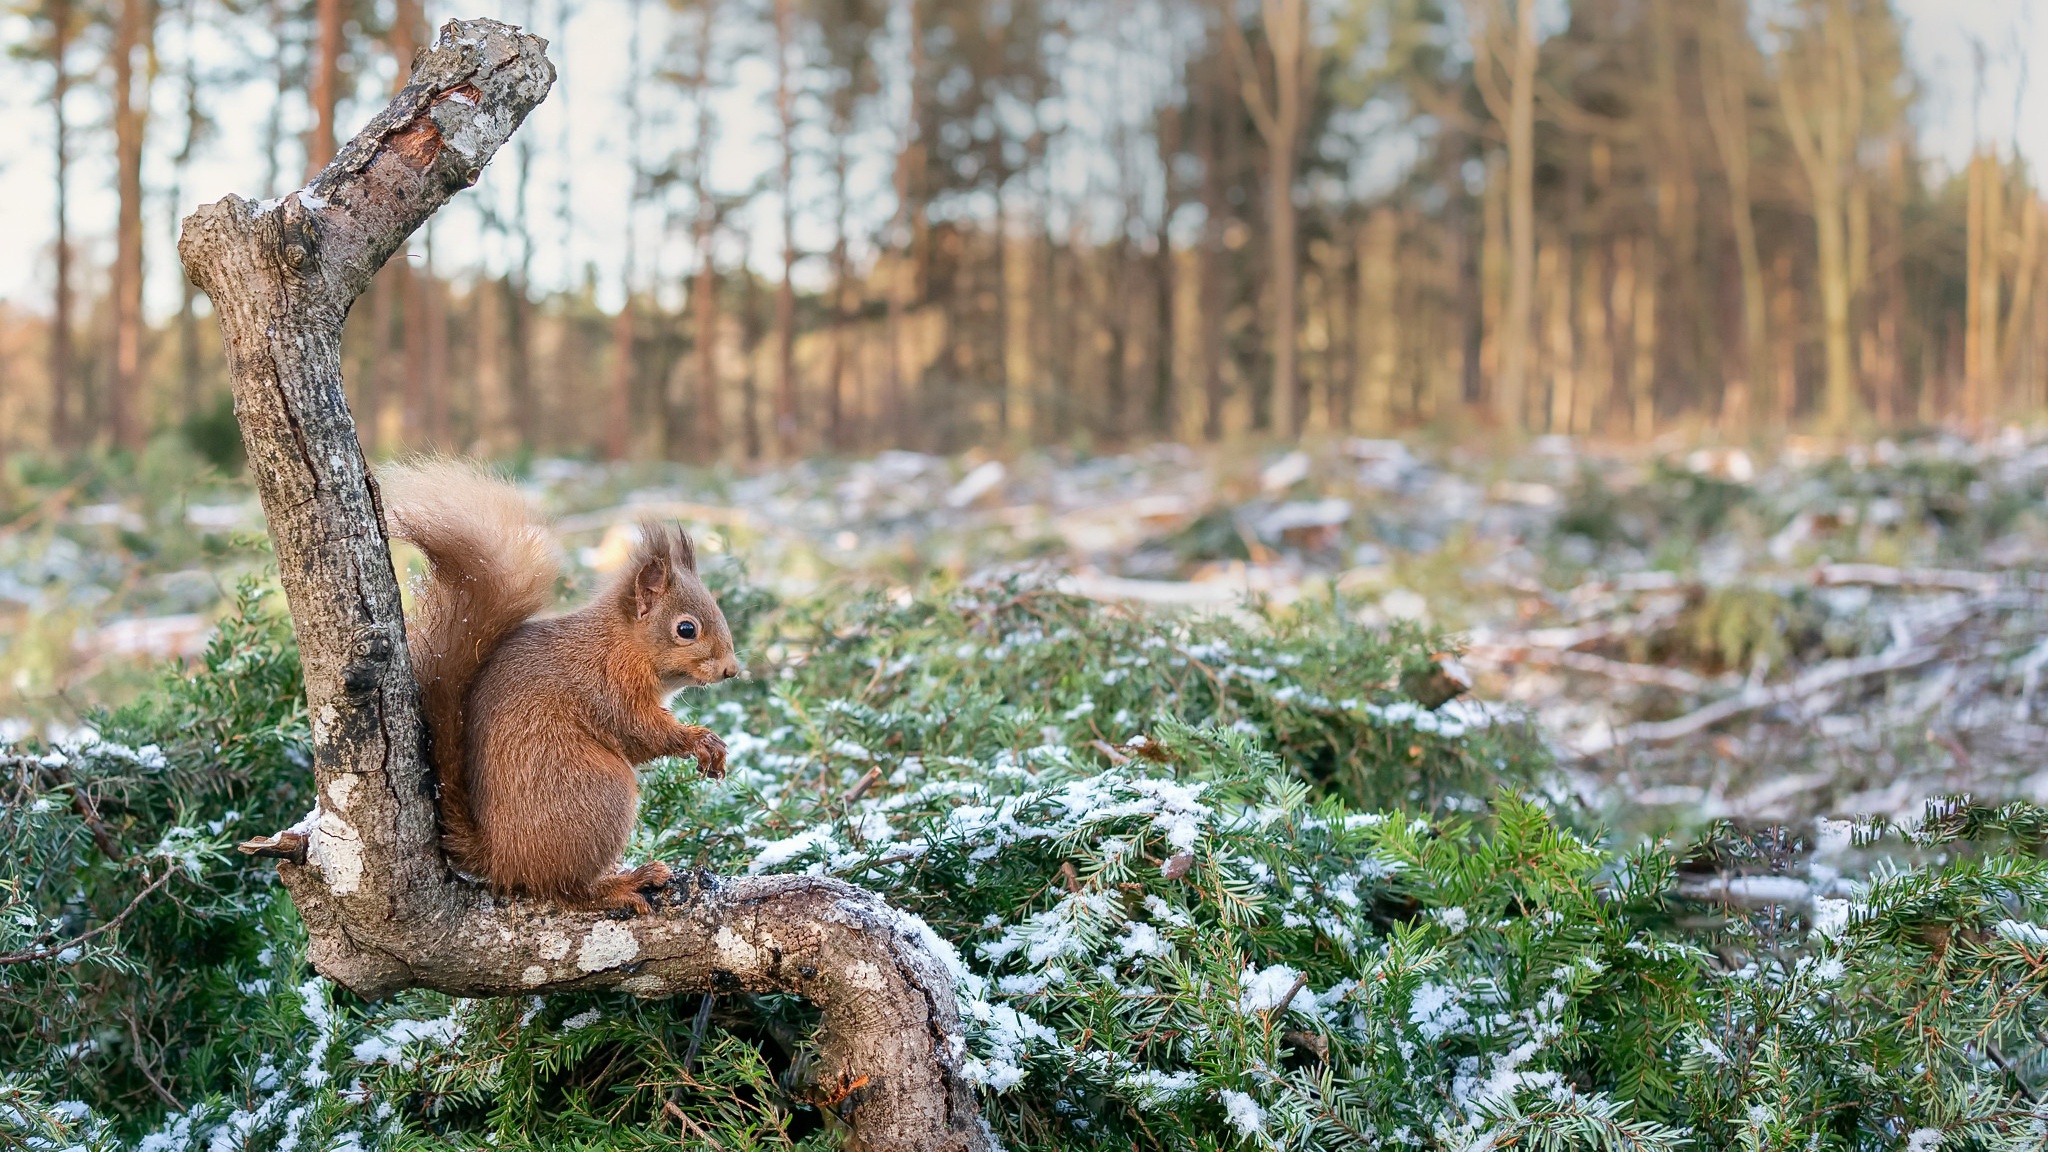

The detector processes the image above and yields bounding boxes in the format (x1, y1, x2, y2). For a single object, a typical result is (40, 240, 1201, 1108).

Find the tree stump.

(176, 20, 988, 1151)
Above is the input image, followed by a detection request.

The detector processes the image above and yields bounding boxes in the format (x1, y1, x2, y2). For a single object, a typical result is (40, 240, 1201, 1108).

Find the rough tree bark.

(177, 22, 989, 1152)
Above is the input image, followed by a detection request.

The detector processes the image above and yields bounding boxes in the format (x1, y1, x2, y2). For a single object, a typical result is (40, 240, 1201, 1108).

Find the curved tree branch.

(176, 20, 988, 1151)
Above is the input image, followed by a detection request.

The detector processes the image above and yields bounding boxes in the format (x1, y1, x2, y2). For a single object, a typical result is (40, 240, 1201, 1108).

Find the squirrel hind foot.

(626, 861, 673, 890)
(578, 863, 675, 917)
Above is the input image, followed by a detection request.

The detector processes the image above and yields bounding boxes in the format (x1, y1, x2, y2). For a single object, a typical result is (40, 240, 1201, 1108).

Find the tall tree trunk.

(172, 0, 204, 423)
(1608, 235, 1633, 432)
(1809, 150, 1855, 431)
(424, 238, 448, 444)
(109, 0, 153, 451)
(1036, 200, 1063, 442)
(1777, 0, 1863, 433)
(1999, 185, 2042, 401)
(1195, 48, 1230, 441)
(884, 0, 921, 444)
(402, 260, 429, 445)
(1631, 237, 1657, 437)
(1329, 228, 1356, 428)
(1319, 245, 1344, 427)
(387, 0, 425, 84)
(1226, 0, 1318, 437)
(1197, 237, 1226, 440)
(1875, 136, 1908, 426)
(608, 0, 646, 460)
(366, 266, 394, 450)
(773, 0, 798, 458)
(693, 249, 721, 456)
(1771, 249, 1800, 425)
(1469, 0, 1537, 430)
(829, 133, 852, 451)
(1103, 229, 1130, 441)
(390, 0, 428, 446)
(1479, 150, 1505, 395)
(883, 246, 907, 444)
(742, 250, 765, 460)
(992, 177, 1012, 438)
(1701, 0, 1768, 431)
(1965, 153, 1986, 425)
(307, 0, 344, 175)
(1576, 241, 1610, 436)
(1443, 126, 1480, 411)
(608, 300, 636, 460)
(474, 268, 508, 453)
(263, 0, 288, 195)
(1542, 239, 1575, 432)
(1152, 225, 1177, 439)
(507, 134, 537, 447)
(178, 275, 203, 425)
(2031, 212, 2048, 413)
(1058, 220, 1086, 442)
(1963, 153, 2029, 427)
(1357, 207, 1398, 433)
(1648, 0, 1709, 423)
(687, 0, 720, 457)
(1152, 107, 1182, 439)
(1033, 163, 1058, 442)
(1499, 0, 1537, 432)
(48, 0, 73, 448)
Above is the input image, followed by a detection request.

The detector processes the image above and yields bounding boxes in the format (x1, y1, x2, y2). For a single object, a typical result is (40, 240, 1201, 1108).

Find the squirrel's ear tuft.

(629, 522, 673, 618)
(673, 528, 697, 573)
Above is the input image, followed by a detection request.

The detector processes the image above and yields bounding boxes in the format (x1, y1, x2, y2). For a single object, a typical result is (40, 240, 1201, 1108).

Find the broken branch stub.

(177, 19, 989, 1151)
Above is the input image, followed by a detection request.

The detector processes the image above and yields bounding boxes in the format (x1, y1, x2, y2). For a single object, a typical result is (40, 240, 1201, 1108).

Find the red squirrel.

(379, 459, 737, 915)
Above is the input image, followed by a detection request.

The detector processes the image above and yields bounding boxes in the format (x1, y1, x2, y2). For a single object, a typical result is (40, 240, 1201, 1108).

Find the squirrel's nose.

(720, 657, 743, 681)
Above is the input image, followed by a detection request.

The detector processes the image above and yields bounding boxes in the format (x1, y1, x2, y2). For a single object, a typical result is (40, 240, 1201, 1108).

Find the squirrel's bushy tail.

(380, 458, 559, 868)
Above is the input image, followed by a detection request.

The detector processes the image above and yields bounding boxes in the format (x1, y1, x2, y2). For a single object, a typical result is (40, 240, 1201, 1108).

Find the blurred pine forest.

(2, 0, 2043, 461)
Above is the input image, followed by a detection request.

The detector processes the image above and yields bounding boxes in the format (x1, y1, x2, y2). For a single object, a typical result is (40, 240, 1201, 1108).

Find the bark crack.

(268, 368, 321, 491)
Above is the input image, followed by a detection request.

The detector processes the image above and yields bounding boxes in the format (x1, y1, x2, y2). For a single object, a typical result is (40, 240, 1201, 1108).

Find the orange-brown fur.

(381, 459, 738, 915)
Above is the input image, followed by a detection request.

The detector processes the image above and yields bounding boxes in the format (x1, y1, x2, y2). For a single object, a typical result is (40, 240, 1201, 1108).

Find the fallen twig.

(1814, 563, 2000, 596)
(840, 766, 883, 804)
(1583, 643, 1956, 753)
(0, 867, 177, 966)
(1465, 644, 1725, 695)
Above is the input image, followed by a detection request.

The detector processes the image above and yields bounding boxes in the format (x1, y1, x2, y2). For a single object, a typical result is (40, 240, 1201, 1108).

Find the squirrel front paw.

(685, 728, 727, 779)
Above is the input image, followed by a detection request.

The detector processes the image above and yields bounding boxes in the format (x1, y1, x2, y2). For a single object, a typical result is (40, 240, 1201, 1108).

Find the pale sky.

(0, 0, 2037, 322)
(1892, 0, 2044, 173)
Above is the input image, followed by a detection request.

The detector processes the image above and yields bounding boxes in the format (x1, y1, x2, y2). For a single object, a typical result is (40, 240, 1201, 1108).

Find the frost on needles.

(4, 575, 2047, 1150)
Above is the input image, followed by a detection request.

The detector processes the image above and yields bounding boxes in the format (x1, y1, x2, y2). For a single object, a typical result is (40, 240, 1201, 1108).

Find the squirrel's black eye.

(675, 618, 699, 641)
